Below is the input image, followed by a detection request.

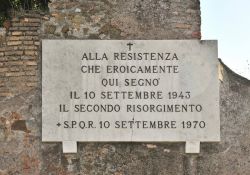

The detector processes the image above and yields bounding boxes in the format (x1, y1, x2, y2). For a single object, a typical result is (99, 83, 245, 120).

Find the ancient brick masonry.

(0, 0, 201, 100)
(0, 14, 40, 99)
(1, 1, 249, 175)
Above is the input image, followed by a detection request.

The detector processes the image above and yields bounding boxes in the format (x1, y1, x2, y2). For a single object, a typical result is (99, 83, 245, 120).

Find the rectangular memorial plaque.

(42, 40, 220, 153)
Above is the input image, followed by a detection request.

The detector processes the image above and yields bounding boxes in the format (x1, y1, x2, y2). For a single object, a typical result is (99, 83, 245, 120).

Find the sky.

(201, 0, 250, 80)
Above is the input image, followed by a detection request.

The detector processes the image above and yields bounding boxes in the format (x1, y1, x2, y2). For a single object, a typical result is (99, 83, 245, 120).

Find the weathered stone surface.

(11, 120, 28, 132)
(0, 90, 41, 174)
(61, 25, 69, 34)
(43, 0, 200, 39)
(197, 62, 250, 175)
(44, 24, 57, 34)
(0, 0, 249, 174)
(0, 64, 249, 174)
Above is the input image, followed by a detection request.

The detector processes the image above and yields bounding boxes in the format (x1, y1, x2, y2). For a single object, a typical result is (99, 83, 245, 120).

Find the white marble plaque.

(42, 40, 220, 153)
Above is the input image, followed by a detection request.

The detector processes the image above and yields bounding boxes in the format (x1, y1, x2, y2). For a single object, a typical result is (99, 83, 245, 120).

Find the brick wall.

(0, 0, 201, 100)
(0, 14, 40, 99)
(1, 1, 249, 175)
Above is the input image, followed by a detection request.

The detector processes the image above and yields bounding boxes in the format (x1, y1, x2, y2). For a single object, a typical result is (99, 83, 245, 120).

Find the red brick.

(1, 47, 14, 51)
(34, 42, 40, 46)
(23, 65, 37, 70)
(0, 81, 5, 87)
(27, 76, 38, 82)
(24, 51, 37, 56)
(192, 31, 201, 39)
(21, 56, 36, 60)
(12, 31, 23, 36)
(0, 68, 8, 73)
(25, 70, 37, 76)
(5, 51, 23, 56)
(0, 92, 13, 97)
(6, 72, 25, 77)
(5, 61, 23, 66)
(8, 36, 22, 41)
(23, 41, 33, 45)
(6, 56, 20, 61)
(7, 41, 22, 46)
(26, 82, 37, 87)
(25, 61, 37, 66)
(175, 23, 192, 29)
(14, 46, 37, 50)
(10, 67, 20, 72)
(24, 31, 39, 36)
(12, 23, 24, 27)
(0, 57, 7, 61)
(23, 18, 41, 23)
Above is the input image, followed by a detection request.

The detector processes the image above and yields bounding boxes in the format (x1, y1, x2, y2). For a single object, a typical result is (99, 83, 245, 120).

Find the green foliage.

(0, 14, 7, 27)
(0, 0, 49, 27)
(0, 0, 10, 27)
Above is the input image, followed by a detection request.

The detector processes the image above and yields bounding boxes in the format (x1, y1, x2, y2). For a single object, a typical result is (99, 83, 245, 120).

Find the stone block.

(44, 24, 57, 34)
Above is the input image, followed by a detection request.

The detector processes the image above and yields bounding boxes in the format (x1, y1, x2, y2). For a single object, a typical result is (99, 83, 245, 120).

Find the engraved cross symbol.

(57, 123, 61, 127)
(127, 42, 134, 51)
